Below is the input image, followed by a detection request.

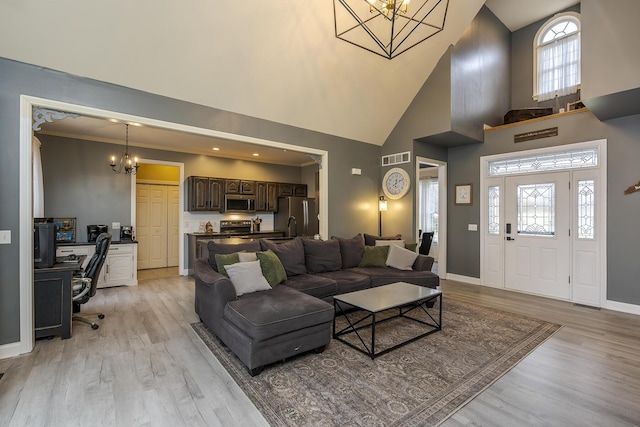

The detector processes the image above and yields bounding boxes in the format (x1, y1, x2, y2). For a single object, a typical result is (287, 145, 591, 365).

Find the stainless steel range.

(219, 220, 252, 235)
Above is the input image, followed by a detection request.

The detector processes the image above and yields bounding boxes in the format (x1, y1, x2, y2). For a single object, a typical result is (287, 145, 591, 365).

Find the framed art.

(455, 184, 472, 205)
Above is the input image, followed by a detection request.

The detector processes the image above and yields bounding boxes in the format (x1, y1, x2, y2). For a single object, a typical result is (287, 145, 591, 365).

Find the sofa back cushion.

(260, 238, 307, 276)
(331, 234, 364, 268)
(207, 240, 261, 271)
(363, 233, 402, 246)
(302, 238, 342, 274)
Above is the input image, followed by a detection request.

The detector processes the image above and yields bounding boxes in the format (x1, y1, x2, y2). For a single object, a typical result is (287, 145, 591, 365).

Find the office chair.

(419, 232, 434, 256)
(72, 232, 111, 330)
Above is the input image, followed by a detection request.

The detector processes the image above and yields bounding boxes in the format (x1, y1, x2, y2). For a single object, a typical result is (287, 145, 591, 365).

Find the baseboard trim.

(605, 299, 640, 316)
(0, 341, 22, 360)
(444, 274, 480, 285)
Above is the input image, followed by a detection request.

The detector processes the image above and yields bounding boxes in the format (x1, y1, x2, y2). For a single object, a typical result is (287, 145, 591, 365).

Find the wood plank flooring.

(1, 272, 639, 426)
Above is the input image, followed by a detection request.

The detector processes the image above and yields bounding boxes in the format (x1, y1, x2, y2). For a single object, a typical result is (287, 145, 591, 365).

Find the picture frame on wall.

(455, 184, 472, 205)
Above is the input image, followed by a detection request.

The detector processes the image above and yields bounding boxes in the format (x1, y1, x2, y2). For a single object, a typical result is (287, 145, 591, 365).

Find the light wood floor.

(1, 273, 639, 426)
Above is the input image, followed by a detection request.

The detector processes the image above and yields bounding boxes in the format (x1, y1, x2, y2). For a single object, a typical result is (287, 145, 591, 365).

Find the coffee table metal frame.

(332, 282, 442, 359)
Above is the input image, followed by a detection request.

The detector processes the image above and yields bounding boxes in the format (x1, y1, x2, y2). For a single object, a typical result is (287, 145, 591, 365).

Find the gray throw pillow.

(358, 245, 390, 267)
(207, 240, 261, 270)
(302, 239, 342, 274)
(259, 238, 307, 276)
(331, 234, 364, 269)
(363, 233, 402, 246)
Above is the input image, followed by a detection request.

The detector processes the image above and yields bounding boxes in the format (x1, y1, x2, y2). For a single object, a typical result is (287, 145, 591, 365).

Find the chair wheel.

(98, 314, 105, 319)
(91, 324, 99, 330)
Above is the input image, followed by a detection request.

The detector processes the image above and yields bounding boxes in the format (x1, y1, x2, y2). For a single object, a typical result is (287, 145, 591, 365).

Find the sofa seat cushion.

(347, 267, 440, 289)
(224, 286, 334, 342)
(282, 274, 338, 300)
(316, 270, 371, 294)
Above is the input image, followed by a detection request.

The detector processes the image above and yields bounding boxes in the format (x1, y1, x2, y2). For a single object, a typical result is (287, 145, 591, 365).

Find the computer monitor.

(34, 222, 56, 268)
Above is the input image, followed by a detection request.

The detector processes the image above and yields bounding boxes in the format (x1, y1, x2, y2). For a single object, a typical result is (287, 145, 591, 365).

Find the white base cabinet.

(56, 243, 138, 288)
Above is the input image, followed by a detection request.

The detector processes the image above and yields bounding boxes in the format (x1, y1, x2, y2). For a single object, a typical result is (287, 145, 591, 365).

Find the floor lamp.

(378, 196, 387, 235)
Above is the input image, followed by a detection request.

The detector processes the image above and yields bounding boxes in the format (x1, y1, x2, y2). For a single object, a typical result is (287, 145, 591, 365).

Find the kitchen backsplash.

(183, 212, 275, 233)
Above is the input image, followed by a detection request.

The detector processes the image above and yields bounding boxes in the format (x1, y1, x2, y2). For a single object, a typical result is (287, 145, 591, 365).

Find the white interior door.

(148, 186, 168, 269)
(504, 172, 571, 299)
(136, 185, 150, 269)
(167, 187, 179, 267)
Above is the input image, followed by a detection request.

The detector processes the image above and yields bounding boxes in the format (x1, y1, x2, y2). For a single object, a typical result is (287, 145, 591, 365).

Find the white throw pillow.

(374, 239, 406, 248)
(224, 260, 272, 296)
(238, 252, 258, 262)
(385, 243, 419, 270)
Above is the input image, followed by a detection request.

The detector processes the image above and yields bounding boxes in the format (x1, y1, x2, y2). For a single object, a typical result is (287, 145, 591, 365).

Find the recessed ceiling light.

(108, 118, 120, 123)
(252, 153, 260, 157)
(129, 122, 142, 127)
(212, 147, 220, 151)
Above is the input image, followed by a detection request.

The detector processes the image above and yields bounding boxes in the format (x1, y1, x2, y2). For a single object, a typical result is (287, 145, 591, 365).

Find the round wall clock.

(382, 167, 411, 200)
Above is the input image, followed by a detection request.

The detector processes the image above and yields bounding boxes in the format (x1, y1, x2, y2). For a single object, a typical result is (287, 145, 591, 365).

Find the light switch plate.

(112, 222, 121, 230)
(0, 230, 11, 244)
(468, 224, 478, 231)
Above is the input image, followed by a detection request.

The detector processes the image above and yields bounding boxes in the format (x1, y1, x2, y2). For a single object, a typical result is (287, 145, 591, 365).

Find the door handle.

(506, 236, 515, 241)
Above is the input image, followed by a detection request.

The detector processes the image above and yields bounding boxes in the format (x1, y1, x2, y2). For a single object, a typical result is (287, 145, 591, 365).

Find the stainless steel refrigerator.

(274, 197, 319, 238)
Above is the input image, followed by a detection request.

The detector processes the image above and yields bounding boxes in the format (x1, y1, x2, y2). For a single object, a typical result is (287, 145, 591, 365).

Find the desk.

(34, 256, 85, 340)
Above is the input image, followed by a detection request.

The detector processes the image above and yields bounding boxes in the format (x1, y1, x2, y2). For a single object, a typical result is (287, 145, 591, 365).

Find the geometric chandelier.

(109, 124, 139, 175)
(333, 0, 449, 59)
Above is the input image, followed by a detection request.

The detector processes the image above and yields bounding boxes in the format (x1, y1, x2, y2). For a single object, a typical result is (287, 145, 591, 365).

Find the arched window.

(534, 12, 581, 101)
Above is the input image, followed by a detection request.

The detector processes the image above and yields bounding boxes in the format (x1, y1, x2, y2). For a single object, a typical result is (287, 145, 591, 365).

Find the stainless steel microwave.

(225, 194, 256, 212)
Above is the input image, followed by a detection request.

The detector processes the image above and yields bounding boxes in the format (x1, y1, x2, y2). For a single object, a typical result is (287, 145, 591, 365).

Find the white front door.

(504, 172, 571, 299)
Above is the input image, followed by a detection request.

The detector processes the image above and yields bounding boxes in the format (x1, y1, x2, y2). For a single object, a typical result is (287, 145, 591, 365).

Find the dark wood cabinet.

(187, 176, 305, 212)
(187, 176, 223, 212)
(225, 179, 255, 194)
(256, 182, 278, 212)
(278, 183, 307, 198)
(209, 179, 223, 211)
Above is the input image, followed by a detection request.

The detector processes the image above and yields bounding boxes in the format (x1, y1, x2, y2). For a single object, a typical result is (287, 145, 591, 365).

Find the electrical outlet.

(112, 222, 121, 230)
(0, 230, 11, 244)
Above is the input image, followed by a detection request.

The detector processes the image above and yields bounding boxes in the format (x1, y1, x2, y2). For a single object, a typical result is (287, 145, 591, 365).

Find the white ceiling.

(6, 1, 579, 164)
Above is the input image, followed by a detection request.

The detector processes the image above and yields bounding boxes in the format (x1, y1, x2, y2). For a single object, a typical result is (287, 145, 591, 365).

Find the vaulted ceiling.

(0, 1, 578, 147)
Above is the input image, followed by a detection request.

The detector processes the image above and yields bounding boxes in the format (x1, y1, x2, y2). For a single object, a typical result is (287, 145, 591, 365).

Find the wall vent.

(382, 151, 411, 166)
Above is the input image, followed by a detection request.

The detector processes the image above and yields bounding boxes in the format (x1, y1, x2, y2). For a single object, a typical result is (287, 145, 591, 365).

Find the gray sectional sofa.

(194, 234, 439, 375)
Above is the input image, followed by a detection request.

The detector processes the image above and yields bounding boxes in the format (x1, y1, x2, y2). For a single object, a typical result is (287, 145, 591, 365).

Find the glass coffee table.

(333, 282, 442, 359)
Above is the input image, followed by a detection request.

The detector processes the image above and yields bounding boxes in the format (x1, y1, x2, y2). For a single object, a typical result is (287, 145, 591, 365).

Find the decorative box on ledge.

(504, 108, 553, 124)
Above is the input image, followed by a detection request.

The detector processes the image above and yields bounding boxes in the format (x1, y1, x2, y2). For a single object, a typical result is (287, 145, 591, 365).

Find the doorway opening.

(134, 162, 181, 278)
(416, 157, 447, 278)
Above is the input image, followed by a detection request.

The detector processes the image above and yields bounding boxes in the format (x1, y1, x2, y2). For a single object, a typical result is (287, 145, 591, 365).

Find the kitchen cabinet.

(187, 176, 223, 212)
(225, 179, 255, 195)
(57, 243, 137, 288)
(277, 183, 307, 198)
(256, 181, 278, 212)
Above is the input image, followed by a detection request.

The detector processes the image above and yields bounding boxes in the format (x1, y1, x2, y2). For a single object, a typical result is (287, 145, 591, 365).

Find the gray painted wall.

(0, 57, 381, 346)
(382, 6, 511, 242)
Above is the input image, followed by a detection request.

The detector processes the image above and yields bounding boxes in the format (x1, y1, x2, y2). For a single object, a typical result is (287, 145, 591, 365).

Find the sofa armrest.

(194, 258, 237, 336)
(412, 254, 435, 271)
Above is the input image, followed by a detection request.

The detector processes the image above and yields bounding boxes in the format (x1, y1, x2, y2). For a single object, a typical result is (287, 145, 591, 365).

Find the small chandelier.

(109, 124, 139, 175)
(334, 0, 449, 59)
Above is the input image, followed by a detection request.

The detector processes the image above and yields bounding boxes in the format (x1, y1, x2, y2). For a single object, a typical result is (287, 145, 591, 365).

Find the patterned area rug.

(192, 297, 561, 426)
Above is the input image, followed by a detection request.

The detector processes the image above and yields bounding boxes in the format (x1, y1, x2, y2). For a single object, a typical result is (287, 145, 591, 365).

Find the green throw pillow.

(256, 249, 287, 286)
(358, 245, 389, 268)
(215, 252, 240, 277)
(405, 242, 418, 252)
